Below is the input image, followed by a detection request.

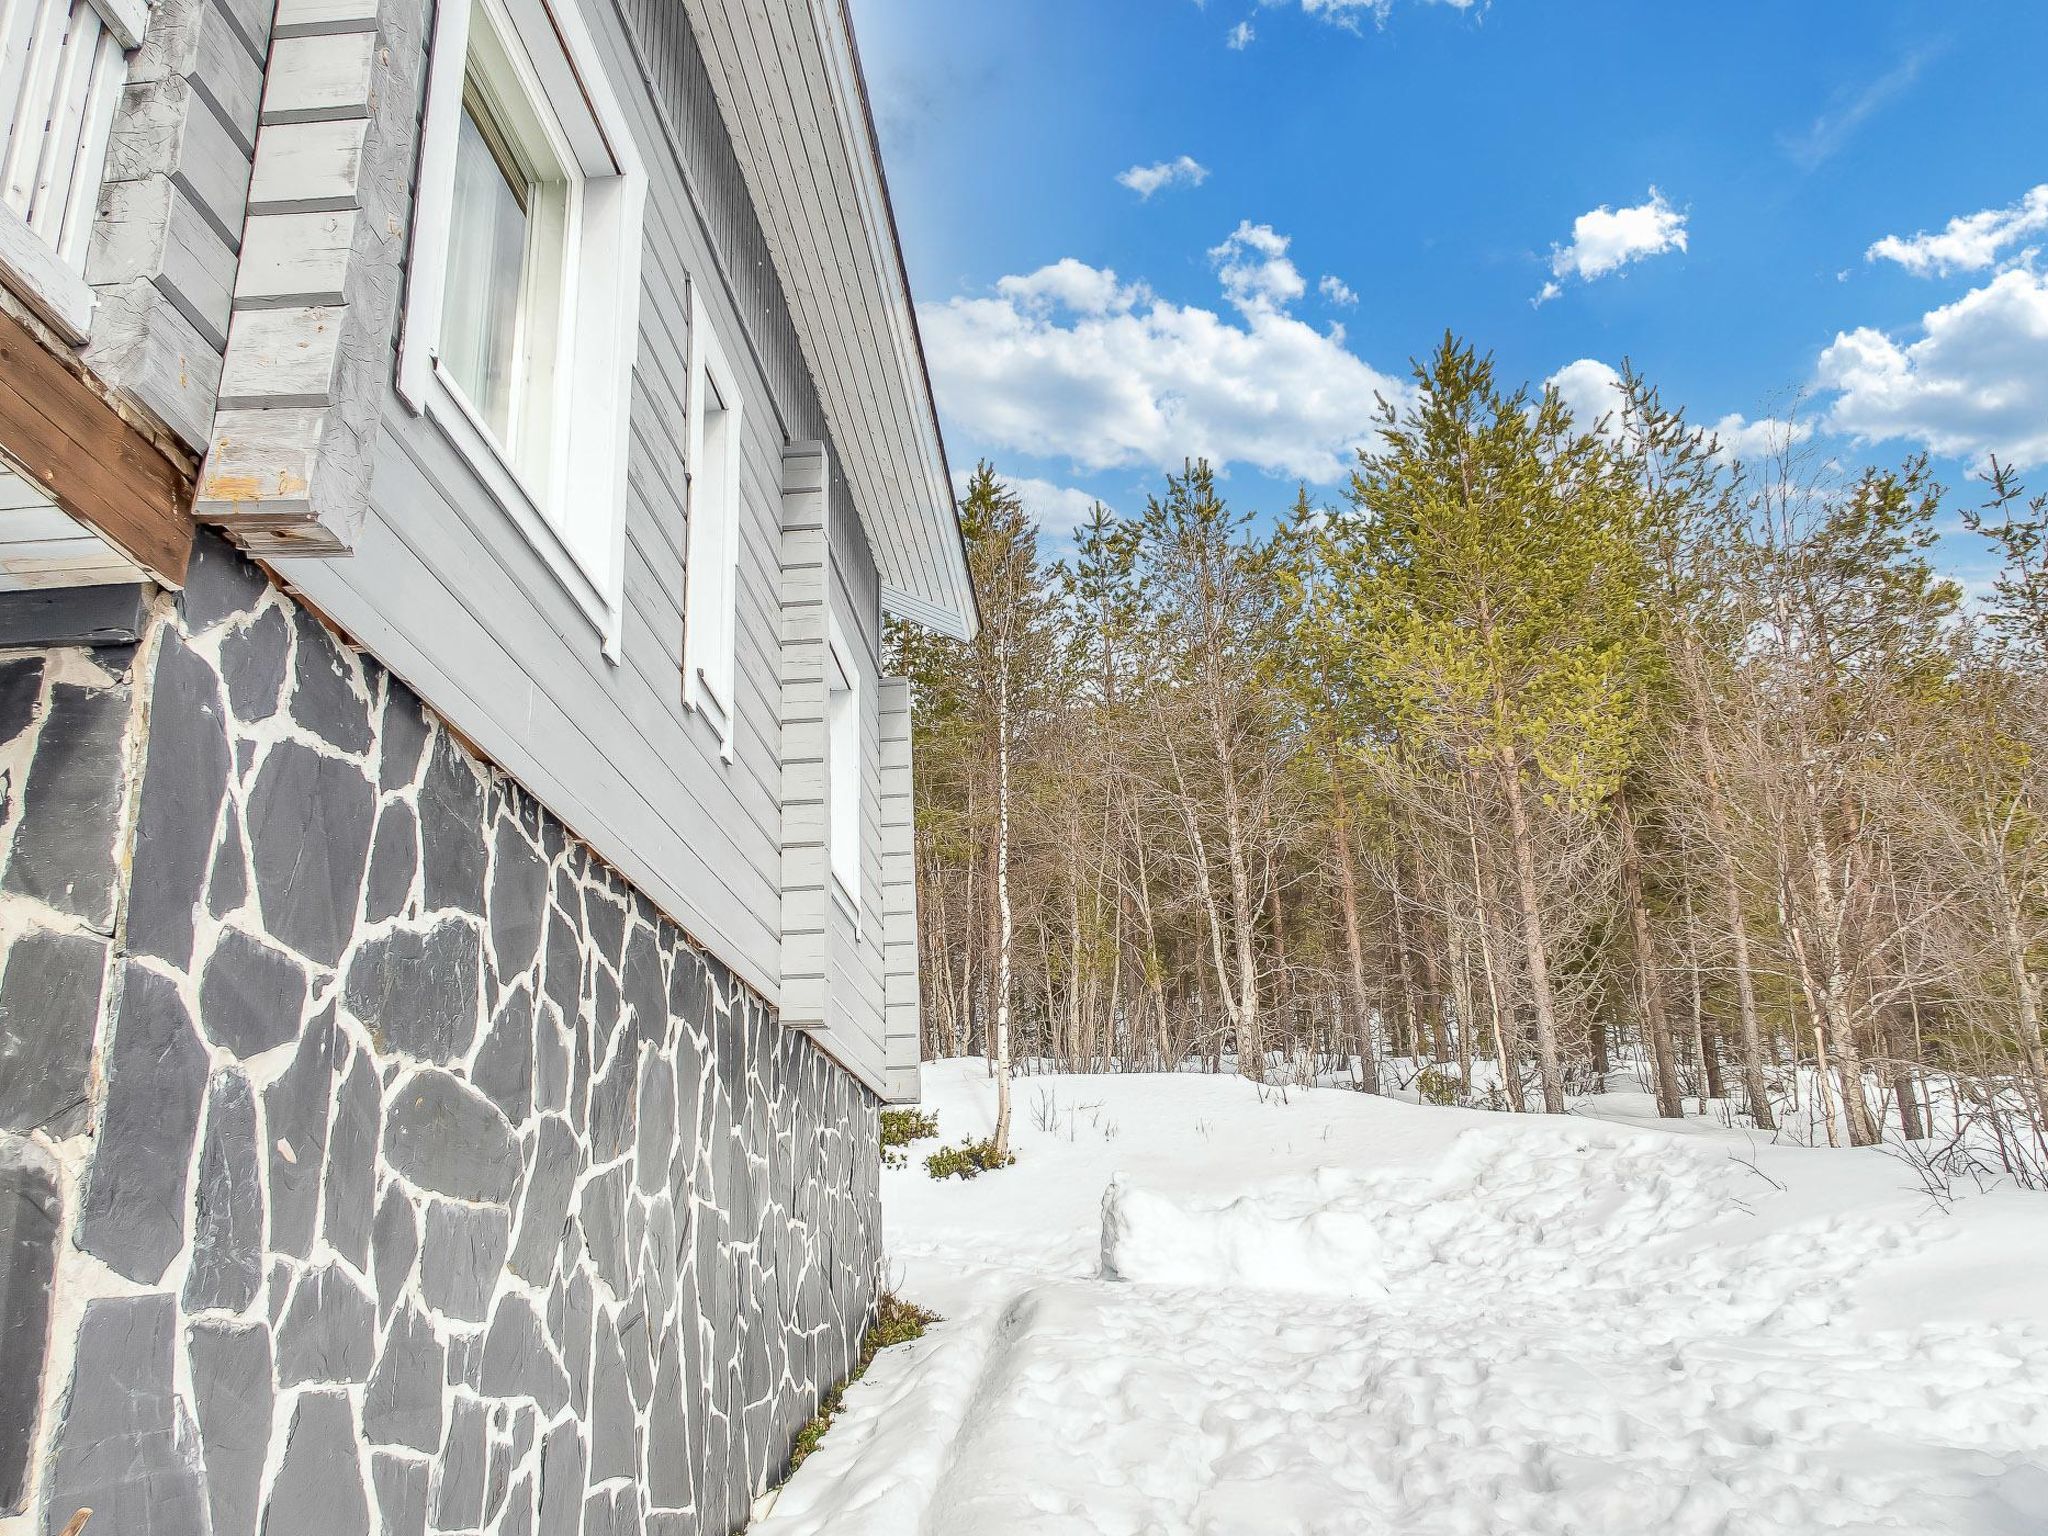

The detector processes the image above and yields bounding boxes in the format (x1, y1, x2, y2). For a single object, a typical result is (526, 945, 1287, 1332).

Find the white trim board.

(397, 0, 647, 657)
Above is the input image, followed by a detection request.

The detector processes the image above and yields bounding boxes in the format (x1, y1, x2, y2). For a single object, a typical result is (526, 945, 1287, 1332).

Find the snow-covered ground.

(755, 1062, 2048, 1535)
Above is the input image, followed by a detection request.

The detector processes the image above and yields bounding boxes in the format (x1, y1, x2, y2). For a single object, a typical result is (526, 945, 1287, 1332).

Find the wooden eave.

(0, 306, 196, 586)
(682, 0, 978, 641)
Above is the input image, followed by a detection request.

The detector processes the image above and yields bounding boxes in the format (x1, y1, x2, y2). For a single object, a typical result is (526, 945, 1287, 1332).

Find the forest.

(887, 336, 2048, 1181)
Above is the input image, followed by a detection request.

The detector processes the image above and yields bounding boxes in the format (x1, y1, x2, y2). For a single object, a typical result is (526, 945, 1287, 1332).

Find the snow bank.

(1100, 1123, 1744, 1298)
(1100, 1171, 1392, 1294)
(757, 1064, 2048, 1536)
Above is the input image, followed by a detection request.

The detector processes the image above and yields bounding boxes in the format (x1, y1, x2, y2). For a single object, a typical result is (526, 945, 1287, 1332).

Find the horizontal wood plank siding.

(264, 0, 809, 1007)
(255, 0, 909, 1099)
(878, 675, 919, 1103)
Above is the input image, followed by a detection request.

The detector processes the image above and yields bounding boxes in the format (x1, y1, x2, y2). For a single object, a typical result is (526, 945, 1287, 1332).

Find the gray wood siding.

(878, 675, 919, 1103)
(264, 0, 895, 1085)
(82, 0, 269, 449)
(774, 443, 886, 1083)
(826, 486, 887, 1083)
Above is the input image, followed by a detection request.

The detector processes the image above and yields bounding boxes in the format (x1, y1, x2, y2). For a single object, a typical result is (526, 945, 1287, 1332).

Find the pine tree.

(1339, 336, 1652, 1113)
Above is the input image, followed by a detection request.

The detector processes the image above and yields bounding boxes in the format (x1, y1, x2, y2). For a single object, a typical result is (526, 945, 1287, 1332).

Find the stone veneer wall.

(0, 534, 882, 1536)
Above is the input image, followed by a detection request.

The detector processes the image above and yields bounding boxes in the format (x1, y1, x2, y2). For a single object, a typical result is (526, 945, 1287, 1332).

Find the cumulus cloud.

(1542, 189, 1688, 299)
(996, 258, 1145, 315)
(1546, 360, 1816, 464)
(1319, 274, 1358, 306)
(951, 471, 1106, 538)
(1226, 20, 1254, 48)
(1211, 221, 1306, 314)
(1708, 413, 1814, 464)
(1818, 267, 2048, 469)
(1866, 185, 2048, 278)
(920, 234, 1404, 484)
(1014, 478, 1108, 537)
(1117, 155, 1210, 199)
(1544, 358, 1626, 434)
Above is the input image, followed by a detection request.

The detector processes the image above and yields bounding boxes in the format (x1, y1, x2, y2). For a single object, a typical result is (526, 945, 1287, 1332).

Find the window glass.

(440, 86, 529, 440)
(828, 641, 859, 903)
(436, 14, 572, 495)
(683, 289, 744, 749)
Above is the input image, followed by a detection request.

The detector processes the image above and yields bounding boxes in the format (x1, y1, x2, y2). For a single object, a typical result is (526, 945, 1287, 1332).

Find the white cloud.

(1292, 0, 1479, 28)
(996, 258, 1145, 315)
(1708, 413, 1814, 464)
(920, 236, 1404, 484)
(950, 471, 1106, 538)
(1545, 189, 1688, 296)
(1866, 185, 2048, 278)
(1544, 358, 1625, 434)
(1210, 221, 1306, 314)
(1117, 155, 1210, 199)
(1014, 478, 1107, 536)
(1319, 274, 1358, 306)
(1226, 20, 1254, 47)
(1547, 360, 1816, 463)
(1819, 266, 2048, 469)
(1782, 48, 1938, 171)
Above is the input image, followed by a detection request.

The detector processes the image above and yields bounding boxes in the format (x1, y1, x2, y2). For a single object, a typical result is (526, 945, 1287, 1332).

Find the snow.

(753, 1063, 2048, 1535)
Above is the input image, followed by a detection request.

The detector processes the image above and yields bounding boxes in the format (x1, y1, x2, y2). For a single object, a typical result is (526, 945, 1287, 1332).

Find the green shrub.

(1416, 1065, 1464, 1106)
(882, 1107, 940, 1146)
(924, 1136, 1015, 1181)
(784, 1292, 940, 1478)
(880, 1107, 939, 1168)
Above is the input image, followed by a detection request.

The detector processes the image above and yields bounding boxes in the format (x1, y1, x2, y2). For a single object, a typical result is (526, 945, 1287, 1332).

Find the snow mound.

(763, 1065, 2048, 1536)
(1100, 1122, 1744, 1297)
(1099, 1172, 1395, 1295)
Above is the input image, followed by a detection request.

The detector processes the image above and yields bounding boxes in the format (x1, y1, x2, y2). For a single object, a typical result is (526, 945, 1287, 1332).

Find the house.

(0, 0, 968, 1529)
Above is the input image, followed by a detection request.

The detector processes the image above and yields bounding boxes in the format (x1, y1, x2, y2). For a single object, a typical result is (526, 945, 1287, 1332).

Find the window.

(0, 0, 134, 341)
(682, 284, 743, 755)
(399, 0, 645, 653)
(826, 612, 860, 921)
(438, 58, 568, 483)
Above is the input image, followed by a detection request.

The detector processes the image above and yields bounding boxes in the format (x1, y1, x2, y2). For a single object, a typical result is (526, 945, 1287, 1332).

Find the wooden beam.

(0, 307, 194, 585)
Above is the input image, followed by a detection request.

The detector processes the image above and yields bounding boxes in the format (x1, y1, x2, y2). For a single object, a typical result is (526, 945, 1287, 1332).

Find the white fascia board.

(687, 0, 977, 642)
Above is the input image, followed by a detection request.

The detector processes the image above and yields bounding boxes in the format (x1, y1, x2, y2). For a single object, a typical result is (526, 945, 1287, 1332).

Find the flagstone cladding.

(0, 534, 881, 1536)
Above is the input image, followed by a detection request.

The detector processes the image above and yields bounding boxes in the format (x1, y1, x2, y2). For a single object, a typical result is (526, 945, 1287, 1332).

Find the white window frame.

(826, 608, 861, 928)
(397, 0, 645, 658)
(0, 0, 140, 341)
(681, 282, 743, 759)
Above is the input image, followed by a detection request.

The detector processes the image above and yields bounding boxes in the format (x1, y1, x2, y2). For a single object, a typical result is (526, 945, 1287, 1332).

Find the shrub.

(924, 1136, 1015, 1181)
(784, 1292, 940, 1478)
(1416, 1065, 1464, 1106)
(880, 1107, 940, 1167)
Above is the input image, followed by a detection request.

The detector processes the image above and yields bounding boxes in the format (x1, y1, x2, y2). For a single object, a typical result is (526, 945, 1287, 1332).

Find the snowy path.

(756, 1065, 2048, 1536)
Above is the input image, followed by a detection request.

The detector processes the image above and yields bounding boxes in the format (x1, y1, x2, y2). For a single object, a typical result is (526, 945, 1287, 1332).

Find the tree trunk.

(1814, 1025, 1841, 1148)
(1499, 752, 1567, 1114)
(1798, 796, 1879, 1147)
(1885, 1006, 1925, 1142)
(1463, 776, 1521, 1112)
(1217, 755, 1265, 1080)
(1407, 848, 1452, 1064)
(1129, 826, 1172, 1069)
(1616, 786, 1685, 1118)
(1685, 892, 1726, 1104)
(1332, 780, 1378, 1092)
(991, 678, 1014, 1159)
(1693, 715, 1775, 1128)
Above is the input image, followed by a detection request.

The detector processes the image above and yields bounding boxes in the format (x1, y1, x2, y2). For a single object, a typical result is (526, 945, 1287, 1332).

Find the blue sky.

(848, 0, 2048, 583)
